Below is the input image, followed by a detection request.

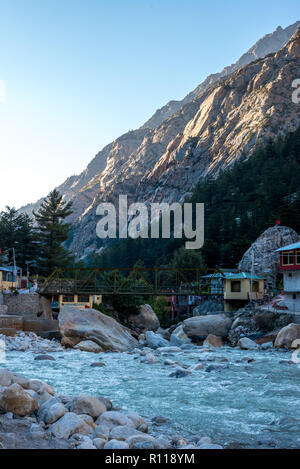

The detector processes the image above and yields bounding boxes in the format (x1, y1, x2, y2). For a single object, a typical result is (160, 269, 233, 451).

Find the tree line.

(0, 190, 74, 277)
(87, 125, 300, 270)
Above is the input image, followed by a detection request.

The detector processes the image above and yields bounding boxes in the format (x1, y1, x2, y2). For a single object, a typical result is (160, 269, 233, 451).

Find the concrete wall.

(284, 292, 300, 312)
(283, 271, 300, 292)
(3, 293, 53, 320)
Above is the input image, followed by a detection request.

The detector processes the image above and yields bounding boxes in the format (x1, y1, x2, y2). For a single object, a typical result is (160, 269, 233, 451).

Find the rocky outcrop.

(239, 225, 299, 286)
(183, 314, 232, 339)
(274, 323, 300, 348)
(58, 306, 138, 352)
(127, 304, 160, 332)
(20, 24, 300, 258)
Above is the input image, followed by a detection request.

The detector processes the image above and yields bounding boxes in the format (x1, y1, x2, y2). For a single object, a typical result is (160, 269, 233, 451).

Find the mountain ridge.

(20, 22, 300, 258)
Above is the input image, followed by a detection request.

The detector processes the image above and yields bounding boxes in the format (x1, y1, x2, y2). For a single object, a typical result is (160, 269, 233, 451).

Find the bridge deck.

(38, 267, 224, 296)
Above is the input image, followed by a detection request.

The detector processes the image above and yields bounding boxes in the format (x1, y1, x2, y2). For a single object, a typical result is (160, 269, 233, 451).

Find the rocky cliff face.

(21, 23, 300, 258)
(141, 22, 300, 130)
(238, 225, 299, 286)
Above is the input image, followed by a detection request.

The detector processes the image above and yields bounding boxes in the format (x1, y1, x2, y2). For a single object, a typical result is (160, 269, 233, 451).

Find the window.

(296, 250, 300, 265)
(282, 251, 294, 266)
(62, 295, 74, 303)
(293, 294, 297, 300)
(231, 281, 241, 292)
(78, 295, 90, 303)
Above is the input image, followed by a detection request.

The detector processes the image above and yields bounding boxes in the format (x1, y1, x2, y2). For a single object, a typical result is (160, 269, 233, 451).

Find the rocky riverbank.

(0, 368, 223, 450)
(1, 304, 300, 449)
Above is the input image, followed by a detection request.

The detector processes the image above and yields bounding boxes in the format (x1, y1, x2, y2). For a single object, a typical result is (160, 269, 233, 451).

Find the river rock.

(70, 395, 107, 419)
(197, 443, 223, 449)
(238, 337, 259, 350)
(169, 367, 192, 378)
(0, 369, 14, 386)
(48, 412, 93, 439)
(58, 305, 138, 352)
(145, 331, 169, 349)
(127, 304, 160, 332)
(127, 433, 162, 449)
(34, 354, 56, 361)
(38, 397, 66, 425)
(170, 325, 191, 346)
(274, 323, 300, 349)
(203, 334, 224, 348)
(124, 411, 148, 432)
(104, 439, 129, 449)
(109, 425, 144, 441)
(0, 383, 39, 417)
(74, 340, 103, 353)
(156, 346, 181, 353)
(183, 314, 232, 339)
(28, 379, 55, 396)
(93, 437, 107, 449)
(96, 411, 135, 429)
(141, 352, 159, 364)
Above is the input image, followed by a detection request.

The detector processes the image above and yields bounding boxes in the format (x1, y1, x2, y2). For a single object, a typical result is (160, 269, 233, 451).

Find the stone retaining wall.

(3, 293, 52, 320)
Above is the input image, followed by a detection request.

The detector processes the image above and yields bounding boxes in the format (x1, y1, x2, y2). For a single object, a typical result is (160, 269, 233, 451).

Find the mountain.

(141, 21, 300, 130)
(21, 22, 300, 258)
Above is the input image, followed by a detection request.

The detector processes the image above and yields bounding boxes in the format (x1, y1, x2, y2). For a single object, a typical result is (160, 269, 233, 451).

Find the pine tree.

(33, 190, 73, 276)
(0, 207, 37, 269)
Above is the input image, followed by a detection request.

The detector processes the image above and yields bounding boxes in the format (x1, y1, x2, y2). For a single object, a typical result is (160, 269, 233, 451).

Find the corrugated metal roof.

(201, 272, 264, 280)
(275, 241, 300, 252)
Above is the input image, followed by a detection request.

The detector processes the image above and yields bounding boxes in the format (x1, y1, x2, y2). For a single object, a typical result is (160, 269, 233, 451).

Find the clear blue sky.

(0, 0, 299, 210)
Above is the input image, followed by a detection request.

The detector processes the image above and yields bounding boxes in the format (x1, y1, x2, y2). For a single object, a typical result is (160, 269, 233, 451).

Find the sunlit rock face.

(21, 25, 300, 257)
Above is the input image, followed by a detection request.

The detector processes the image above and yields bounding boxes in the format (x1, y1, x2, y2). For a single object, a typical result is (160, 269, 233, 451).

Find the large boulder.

(0, 383, 39, 417)
(238, 225, 299, 287)
(70, 395, 106, 419)
(183, 314, 232, 339)
(48, 412, 93, 439)
(274, 323, 300, 349)
(38, 397, 66, 425)
(145, 331, 169, 349)
(127, 304, 160, 332)
(170, 325, 191, 346)
(58, 306, 138, 352)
